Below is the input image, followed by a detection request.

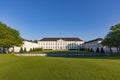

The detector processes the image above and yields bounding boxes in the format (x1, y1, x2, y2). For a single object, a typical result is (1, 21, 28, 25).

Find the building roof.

(40, 38, 83, 41)
(85, 38, 103, 44)
(23, 39, 37, 43)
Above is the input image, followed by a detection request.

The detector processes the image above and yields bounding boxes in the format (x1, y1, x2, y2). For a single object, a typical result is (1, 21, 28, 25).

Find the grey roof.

(40, 37, 83, 41)
(85, 38, 103, 44)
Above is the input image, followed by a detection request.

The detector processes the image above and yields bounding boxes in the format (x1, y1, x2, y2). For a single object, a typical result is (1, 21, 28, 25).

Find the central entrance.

(60, 47, 62, 50)
(56, 39, 64, 50)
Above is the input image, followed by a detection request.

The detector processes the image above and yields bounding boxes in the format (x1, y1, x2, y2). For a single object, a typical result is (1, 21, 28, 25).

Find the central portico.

(38, 38, 84, 50)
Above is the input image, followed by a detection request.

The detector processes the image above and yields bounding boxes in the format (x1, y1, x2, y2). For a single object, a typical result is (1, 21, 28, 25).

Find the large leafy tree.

(102, 24, 120, 53)
(0, 22, 23, 53)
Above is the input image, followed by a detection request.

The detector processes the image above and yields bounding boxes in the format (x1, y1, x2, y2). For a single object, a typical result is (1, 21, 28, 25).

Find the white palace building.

(38, 38, 84, 50)
(8, 37, 84, 52)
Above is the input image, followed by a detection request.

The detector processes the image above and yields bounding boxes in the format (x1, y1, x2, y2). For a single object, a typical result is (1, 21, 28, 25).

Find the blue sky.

(0, 0, 120, 41)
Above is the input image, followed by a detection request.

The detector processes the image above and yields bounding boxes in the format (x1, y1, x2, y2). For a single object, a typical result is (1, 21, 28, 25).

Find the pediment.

(57, 39, 64, 42)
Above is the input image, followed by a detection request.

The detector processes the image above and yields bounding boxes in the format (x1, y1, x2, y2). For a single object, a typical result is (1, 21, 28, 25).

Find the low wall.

(15, 54, 47, 56)
(15, 53, 110, 57)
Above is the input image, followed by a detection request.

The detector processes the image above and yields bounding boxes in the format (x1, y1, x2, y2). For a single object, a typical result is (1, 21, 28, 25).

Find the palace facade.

(38, 38, 84, 50)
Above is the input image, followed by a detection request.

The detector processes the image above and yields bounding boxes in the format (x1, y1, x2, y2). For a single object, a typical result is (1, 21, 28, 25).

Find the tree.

(24, 48, 27, 53)
(19, 47, 24, 53)
(33, 48, 35, 52)
(0, 22, 23, 53)
(102, 33, 113, 53)
(87, 48, 90, 52)
(96, 48, 100, 53)
(90, 48, 93, 52)
(86, 48, 90, 52)
(34, 40, 38, 43)
(30, 48, 33, 52)
(101, 48, 105, 53)
(102, 23, 120, 53)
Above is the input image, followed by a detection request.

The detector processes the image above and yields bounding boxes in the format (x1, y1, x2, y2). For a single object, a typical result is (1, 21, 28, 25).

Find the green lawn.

(0, 54, 120, 80)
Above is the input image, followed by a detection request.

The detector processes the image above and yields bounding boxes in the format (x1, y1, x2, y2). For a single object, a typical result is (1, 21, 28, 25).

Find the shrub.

(29, 48, 43, 52)
(101, 48, 105, 53)
(24, 48, 27, 53)
(19, 47, 24, 53)
(34, 48, 42, 51)
(90, 48, 93, 52)
(85, 48, 88, 52)
(79, 48, 85, 51)
(86, 48, 91, 52)
(88, 48, 91, 52)
(96, 48, 100, 53)
(32, 48, 35, 52)
(30, 48, 33, 52)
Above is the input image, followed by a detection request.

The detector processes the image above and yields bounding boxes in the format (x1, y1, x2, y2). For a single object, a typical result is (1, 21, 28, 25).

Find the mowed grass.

(0, 54, 120, 80)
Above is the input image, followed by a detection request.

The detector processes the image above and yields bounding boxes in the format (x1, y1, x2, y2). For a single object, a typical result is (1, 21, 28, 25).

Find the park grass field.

(0, 54, 120, 80)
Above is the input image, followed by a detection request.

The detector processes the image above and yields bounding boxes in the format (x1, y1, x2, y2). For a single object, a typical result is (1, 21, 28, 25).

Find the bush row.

(30, 48, 42, 52)
(79, 48, 105, 53)
(19, 47, 42, 53)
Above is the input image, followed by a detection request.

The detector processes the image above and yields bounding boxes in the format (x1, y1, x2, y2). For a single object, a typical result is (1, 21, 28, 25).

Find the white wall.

(84, 40, 118, 53)
(0, 47, 4, 53)
(84, 40, 104, 52)
(13, 41, 39, 52)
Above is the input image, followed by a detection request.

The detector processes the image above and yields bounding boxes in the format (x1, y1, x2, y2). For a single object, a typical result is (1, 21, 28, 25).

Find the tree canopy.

(102, 23, 120, 53)
(0, 22, 23, 48)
